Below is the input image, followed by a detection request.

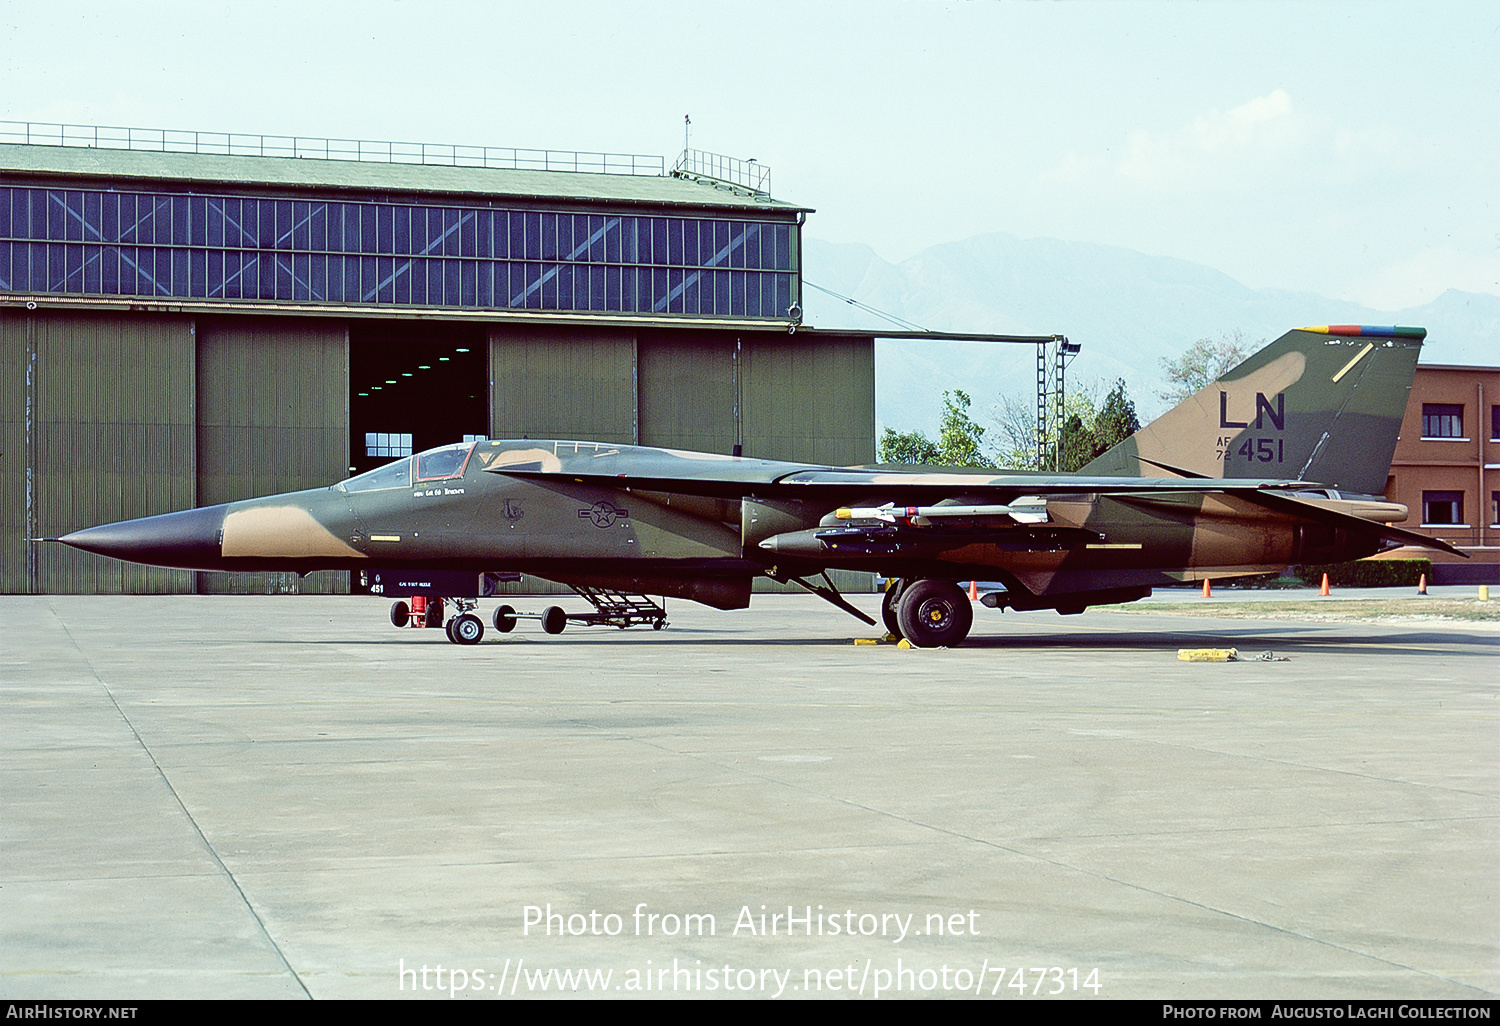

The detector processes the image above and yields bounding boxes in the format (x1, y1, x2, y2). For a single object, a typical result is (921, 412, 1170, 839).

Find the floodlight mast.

(1039, 337, 1082, 471)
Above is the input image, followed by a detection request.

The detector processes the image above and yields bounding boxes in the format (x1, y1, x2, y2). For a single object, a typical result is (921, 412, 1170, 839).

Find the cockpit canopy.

(340, 441, 476, 492)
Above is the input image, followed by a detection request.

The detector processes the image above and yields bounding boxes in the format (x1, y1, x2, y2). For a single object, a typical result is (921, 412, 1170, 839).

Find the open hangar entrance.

(349, 321, 488, 476)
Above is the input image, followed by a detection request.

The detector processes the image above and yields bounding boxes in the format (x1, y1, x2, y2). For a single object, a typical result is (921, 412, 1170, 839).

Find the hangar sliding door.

(742, 333, 876, 593)
(636, 331, 736, 455)
(489, 325, 635, 444)
(195, 316, 349, 594)
(2, 311, 196, 594)
(742, 334, 874, 466)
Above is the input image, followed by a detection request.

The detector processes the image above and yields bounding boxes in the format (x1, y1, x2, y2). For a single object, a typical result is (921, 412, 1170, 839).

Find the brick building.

(1383, 364, 1500, 583)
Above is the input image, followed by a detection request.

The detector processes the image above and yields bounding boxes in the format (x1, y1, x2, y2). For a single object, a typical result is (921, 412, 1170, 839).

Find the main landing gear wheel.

(425, 599, 445, 628)
(447, 613, 484, 645)
(896, 579, 973, 648)
(881, 579, 908, 639)
(389, 600, 410, 627)
(492, 604, 517, 633)
(540, 606, 567, 635)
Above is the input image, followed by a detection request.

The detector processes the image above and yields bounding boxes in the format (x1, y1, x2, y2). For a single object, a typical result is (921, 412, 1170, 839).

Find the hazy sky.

(4, 0, 1495, 310)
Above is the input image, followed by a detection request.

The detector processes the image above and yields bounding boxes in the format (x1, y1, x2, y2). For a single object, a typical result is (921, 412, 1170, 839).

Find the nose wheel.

(444, 612, 486, 645)
(446, 612, 484, 645)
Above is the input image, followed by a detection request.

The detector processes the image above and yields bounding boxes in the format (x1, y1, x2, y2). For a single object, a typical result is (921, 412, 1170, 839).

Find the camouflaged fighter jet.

(56, 325, 1461, 647)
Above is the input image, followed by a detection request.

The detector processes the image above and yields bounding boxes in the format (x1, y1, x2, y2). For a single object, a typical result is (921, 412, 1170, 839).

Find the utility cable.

(802, 279, 932, 333)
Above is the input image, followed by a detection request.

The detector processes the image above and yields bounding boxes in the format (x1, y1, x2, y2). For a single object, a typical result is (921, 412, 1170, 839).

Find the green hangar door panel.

(489, 326, 636, 445)
(637, 331, 736, 455)
(196, 316, 350, 594)
(21, 312, 197, 595)
(742, 335, 874, 466)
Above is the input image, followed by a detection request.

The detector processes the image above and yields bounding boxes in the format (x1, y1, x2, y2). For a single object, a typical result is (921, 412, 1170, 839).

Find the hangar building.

(1, 126, 876, 595)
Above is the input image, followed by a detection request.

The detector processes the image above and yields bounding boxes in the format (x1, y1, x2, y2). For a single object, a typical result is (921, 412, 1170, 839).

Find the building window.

(0, 186, 798, 319)
(1491, 405, 1499, 441)
(1422, 491, 1464, 526)
(1492, 491, 1499, 528)
(366, 432, 413, 458)
(1421, 404, 1463, 438)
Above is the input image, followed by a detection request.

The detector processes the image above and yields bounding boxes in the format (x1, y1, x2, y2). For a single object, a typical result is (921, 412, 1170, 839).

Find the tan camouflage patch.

(222, 506, 365, 559)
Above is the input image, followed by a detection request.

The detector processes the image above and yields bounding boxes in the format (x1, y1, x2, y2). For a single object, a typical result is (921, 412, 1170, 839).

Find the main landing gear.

(882, 578, 974, 648)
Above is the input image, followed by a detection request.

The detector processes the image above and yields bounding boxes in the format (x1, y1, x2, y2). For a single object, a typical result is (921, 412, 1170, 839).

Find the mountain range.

(801, 233, 1499, 438)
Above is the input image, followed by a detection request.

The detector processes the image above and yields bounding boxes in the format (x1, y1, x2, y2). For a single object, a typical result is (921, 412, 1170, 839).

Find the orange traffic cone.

(1202, 578, 1212, 598)
(1319, 573, 1330, 596)
(1417, 573, 1427, 595)
(969, 580, 978, 601)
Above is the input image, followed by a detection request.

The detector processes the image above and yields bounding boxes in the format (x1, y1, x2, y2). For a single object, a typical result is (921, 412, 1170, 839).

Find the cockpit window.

(341, 457, 411, 492)
(415, 441, 476, 481)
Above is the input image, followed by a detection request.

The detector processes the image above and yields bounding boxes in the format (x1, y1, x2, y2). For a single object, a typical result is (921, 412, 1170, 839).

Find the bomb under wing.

(55, 325, 1462, 648)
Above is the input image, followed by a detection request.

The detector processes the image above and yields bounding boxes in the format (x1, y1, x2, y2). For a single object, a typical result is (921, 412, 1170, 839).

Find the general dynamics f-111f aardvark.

(56, 325, 1461, 648)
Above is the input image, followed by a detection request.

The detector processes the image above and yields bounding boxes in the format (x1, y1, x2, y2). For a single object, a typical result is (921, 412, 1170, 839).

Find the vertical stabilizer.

(1081, 326, 1424, 496)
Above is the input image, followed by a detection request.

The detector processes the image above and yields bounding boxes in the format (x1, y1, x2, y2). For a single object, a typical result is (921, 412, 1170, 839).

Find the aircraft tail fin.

(1081, 326, 1425, 496)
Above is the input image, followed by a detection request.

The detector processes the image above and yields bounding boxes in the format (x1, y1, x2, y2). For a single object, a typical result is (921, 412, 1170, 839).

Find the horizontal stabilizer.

(1241, 491, 1467, 558)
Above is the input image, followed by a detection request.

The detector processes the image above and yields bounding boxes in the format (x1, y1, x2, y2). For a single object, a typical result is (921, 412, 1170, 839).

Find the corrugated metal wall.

(489, 325, 636, 444)
(195, 316, 349, 594)
(637, 331, 738, 455)
(0, 312, 29, 593)
(743, 335, 874, 466)
(1, 310, 197, 593)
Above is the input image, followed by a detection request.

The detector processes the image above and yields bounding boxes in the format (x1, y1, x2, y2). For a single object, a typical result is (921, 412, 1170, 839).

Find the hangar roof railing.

(0, 121, 810, 215)
(0, 120, 668, 175)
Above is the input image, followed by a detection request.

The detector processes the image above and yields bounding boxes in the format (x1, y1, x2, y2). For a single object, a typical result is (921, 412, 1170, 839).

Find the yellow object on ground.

(1178, 648, 1239, 662)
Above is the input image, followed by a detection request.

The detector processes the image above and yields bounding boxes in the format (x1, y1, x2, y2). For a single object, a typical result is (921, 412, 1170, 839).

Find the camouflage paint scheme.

(58, 326, 1459, 646)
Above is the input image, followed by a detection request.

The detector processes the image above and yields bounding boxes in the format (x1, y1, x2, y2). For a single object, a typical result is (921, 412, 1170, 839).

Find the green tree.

(1057, 410, 1095, 472)
(1057, 378, 1141, 471)
(879, 426, 940, 464)
(1092, 378, 1141, 452)
(992, 378, 1142, 472)
(936, 390, 992, 467)
(879, 390, 993, 467)
(1157, 330, 1258, 403)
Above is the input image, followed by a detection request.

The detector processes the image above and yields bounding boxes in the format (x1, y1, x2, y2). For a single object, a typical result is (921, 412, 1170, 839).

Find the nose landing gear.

(446, 611, 485, 645)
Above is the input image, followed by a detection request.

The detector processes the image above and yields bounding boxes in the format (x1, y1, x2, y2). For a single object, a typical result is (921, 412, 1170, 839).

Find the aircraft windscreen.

(341, 457, 411, 492)
(415, 442, 475, 481)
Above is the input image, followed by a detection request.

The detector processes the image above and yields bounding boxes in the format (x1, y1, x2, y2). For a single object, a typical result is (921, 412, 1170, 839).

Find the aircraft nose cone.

(59, 506, 226, 569)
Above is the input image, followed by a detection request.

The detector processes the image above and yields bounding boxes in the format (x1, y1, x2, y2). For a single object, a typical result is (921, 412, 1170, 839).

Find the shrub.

(1291, 559, 1431, 588)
